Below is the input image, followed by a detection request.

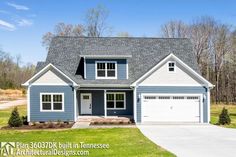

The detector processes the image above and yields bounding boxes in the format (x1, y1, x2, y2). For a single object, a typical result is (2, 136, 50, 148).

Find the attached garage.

(132, 54, 213, 123)
(141, 94, 203, 123)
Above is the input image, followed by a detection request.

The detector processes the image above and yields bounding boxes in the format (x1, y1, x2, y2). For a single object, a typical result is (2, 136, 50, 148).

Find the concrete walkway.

(138, 124, 236, 157)
(0, 99, 26, 110)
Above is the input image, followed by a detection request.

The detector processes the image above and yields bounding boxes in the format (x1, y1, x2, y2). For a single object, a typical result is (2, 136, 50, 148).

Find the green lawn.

(211, 104, 236, 128)
(0, 105, 175, 157)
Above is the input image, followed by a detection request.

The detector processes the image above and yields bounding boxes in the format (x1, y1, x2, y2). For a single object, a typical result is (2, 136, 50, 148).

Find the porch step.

(72, 121, 91, 129)
(77, 116, 134, 125)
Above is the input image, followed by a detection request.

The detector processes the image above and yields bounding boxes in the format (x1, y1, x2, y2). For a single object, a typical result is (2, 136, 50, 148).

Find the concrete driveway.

(138, 124, 236, 157)
(0, 99, 26, 110)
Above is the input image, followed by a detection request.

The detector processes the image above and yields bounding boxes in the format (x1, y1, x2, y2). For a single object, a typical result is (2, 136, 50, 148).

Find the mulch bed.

(1, 123, 74, 130)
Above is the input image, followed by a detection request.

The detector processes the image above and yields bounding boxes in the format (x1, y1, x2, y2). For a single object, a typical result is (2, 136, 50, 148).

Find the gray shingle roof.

(36, 36, 199, 86)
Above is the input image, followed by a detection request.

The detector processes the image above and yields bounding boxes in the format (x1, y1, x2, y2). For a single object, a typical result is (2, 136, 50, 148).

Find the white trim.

(40, 93, 64, 112)
(74, 89, 77, 121)
(207, 89, 210, 123)
(106, 92, 126, 110)
(22, 63, 79, 87)
(80, 55, 132, 59)
(126, 61, 129, 79)
(30, 83, 74, 86)
(104, 90, 107, 117)
(131, 53, 214, 87)
(133, 87, 137, 122)
(84, 57, 87, 79)
(79, 88, 133, 91)
(167, 61, 176, 73)
(95, 61, 117, 79)
(80, 84, 130, 88)
(138, 84, 204, 87)
(27, 86, 31, 122)
(140, 93, 203, 123)
(80, 93, 92, 115)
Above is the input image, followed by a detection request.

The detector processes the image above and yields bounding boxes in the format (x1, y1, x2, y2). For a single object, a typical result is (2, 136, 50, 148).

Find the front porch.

(76, 89, 134, 118)
(77, 115, 134, 124)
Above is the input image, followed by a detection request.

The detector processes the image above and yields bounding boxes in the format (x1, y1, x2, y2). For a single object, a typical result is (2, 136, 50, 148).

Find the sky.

(0, 0, 235, 65)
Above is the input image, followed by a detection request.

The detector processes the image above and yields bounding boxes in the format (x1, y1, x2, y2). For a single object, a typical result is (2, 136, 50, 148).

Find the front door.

(81, 93, 92, 114)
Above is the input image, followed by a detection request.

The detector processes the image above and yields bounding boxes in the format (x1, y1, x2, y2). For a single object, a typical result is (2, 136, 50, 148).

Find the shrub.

(59, 123, 65, 128)
(32, 121, 36, 126)
(22, 116, 28, 125)
(48, 121, 55, 128)
(57, 119, 61, 125)
(8, 107, 23, 127)
(37, 124, 44, 129)
(218, 107, 231, 125)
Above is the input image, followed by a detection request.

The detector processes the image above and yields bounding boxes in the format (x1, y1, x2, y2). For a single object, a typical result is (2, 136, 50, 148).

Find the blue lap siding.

(30, 85, 74, 122)
(86, 59, 127, 80)
(78, 90, 133, 116)
(136, 86, 208, 123)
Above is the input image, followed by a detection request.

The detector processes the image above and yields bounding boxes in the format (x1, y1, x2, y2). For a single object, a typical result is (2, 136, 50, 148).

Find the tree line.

(1, 5, 235, 104)
(0, 50, 35, 89)
(161, 17, 236, 104)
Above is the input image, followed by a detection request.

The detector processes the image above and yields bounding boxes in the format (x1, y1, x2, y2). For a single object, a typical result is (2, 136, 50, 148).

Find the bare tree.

(42, 23, 85, 49)
(161, 17, 236, 104)
(161, 20, 189, 38)
(85, 5, 110, 37)
(212, 24, 232, 103)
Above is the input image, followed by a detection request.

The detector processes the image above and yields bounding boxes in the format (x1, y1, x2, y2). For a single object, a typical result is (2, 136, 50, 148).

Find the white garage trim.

(207, 89, 210, 123)
(140, 93, 203, 123)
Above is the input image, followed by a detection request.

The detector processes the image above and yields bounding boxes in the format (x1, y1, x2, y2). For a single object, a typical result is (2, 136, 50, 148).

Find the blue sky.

(0, 0, 235, 65)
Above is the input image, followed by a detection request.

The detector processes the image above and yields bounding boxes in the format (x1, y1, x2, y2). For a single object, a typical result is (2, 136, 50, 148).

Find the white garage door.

(142, 94, 201, 123)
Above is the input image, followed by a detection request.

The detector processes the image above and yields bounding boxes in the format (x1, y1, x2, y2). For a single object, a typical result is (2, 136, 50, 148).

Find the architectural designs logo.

(0, 142, 15, 156)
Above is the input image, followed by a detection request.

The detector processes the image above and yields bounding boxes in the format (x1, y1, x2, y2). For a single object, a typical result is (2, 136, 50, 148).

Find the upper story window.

(168, 61, 175, 72)
(96, 61, 117, 79)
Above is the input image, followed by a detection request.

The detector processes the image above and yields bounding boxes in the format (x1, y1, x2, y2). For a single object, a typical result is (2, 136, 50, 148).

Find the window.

(187, 96, 199, 100)
(168, 61, 175, 72)
(144, 96, 157, 99)
(106, 93, 125, 109)
(96, 61, 117, 79)
(41, 93, 64, 112)
(173, 96, 184, 99)
(159, 96, 170, 99)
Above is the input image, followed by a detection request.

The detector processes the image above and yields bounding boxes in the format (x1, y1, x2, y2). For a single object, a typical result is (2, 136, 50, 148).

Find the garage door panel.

(142, 95, 200, 122)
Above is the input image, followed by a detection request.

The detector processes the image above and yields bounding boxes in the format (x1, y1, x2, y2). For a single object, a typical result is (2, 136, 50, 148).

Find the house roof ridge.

(53, 36, 190, 40)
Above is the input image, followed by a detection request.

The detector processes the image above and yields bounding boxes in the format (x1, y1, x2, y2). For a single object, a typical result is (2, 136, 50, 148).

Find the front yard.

(0, 105, 175, 157)
(211, 104, 236, 128)
(1, 102, 235, 156)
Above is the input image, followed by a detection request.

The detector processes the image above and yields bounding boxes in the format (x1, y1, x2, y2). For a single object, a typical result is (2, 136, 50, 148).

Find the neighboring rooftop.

(36, 36, 199, 86)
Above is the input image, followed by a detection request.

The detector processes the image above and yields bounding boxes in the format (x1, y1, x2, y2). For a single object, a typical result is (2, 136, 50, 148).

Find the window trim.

(95, 61, 117, 79)
(106, 92, 126, 110)
(40, 93, 64, 112)
(167, 61, 176, 73)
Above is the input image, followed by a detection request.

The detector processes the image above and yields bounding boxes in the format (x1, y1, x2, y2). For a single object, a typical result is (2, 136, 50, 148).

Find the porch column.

(104, 90, 107, 117)
(133, 87, 137, 122)
(73, 87, 78, 121)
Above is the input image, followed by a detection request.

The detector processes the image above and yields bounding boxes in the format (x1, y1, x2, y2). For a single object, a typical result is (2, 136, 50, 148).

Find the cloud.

(0, 19, 16, 31)
(0, 10, 10, 14)
(17, 19, 33, 26)
(7, 2, 29, 11)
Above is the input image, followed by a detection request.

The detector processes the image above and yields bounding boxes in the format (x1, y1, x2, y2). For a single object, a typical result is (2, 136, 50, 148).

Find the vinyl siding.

(32, 69, 72, 85)
(86, 59, 127, 80)
(136, 86, 208, 123)
(78, 90, 133, 116)
(139, 58, 204, 86)
(30, 85, 74, 122)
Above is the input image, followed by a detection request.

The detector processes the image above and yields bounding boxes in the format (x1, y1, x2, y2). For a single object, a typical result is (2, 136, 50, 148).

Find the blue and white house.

(23, 37, 214, 123)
